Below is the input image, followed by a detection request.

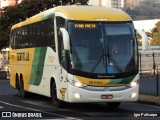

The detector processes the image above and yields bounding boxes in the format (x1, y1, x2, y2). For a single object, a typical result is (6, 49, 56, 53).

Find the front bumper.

(68, 84, 139, 103)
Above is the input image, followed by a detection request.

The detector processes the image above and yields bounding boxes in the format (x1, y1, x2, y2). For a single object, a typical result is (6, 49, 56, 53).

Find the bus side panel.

(10, 49, 17, 88)
(28, 47, 47, 86)
(10, 48, 35, 89)
(27, 47, 60, 97)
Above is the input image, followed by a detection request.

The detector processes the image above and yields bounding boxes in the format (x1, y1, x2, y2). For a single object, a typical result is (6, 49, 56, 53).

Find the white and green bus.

(10, 5, 139, 108)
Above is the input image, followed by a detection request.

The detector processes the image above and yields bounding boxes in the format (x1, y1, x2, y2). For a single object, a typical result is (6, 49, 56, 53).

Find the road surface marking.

(22, 100, 53, 108)
(129, 102, 160, 107)
(0, 106, 3, 109)
(141, 103, 160, 109)
(0, 101, 81, 120)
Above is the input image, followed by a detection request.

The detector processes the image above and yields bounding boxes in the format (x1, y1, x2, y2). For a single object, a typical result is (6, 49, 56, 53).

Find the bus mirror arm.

(60, 28, 70, 50)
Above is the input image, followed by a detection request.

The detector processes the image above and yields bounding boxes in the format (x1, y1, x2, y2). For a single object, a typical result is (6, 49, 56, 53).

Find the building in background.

(111, 0, 124, 9)
(0, 0, 22, 8)
(88, 0, 160, 9)
(88, 0, 124, 9)
(141, 0, 160, 3)
(124, 0, 160, 9)
(0, 0, 16, 8)
(124, 0, 140, 9)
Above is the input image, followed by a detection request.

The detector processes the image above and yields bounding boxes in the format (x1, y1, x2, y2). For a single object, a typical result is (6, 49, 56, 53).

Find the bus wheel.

(106, 102, 121, 109)
(51, 81, 64, 108)
(16, 75, 20, 91)
(19, 78, 27, 98)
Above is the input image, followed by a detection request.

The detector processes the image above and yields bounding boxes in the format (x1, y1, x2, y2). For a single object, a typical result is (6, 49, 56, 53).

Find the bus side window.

(56, 17, 66, 28)
(32, 23, 38, 47)
(58, 29, 67, 69)
(56, 17, 68, 69)
(10, 30, 16, 49)
(16, 29, 20, 49)
(47, 18, 56, 51)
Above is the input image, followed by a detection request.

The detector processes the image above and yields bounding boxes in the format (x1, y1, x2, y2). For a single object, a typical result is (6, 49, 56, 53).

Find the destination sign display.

(75, 24, 96, 28)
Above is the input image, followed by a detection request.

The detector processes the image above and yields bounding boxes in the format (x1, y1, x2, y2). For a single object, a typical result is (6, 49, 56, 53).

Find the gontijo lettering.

(17, 52, 29, 61)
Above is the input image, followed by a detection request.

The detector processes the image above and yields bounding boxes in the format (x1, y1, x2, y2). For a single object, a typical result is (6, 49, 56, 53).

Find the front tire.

(51, 81, 64, 108)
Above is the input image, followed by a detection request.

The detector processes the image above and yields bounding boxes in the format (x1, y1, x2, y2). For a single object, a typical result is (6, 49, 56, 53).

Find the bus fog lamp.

(74, 93, 81, 99)
(131, 92, 137, 98)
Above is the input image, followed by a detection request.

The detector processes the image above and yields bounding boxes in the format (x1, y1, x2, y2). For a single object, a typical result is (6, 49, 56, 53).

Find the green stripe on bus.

(119, 76, 135, 84)
(29, 47, 47, 86)
(109, 75, 135, 84)
(42, 12, 55, 20)
(108, 79, 122, 84)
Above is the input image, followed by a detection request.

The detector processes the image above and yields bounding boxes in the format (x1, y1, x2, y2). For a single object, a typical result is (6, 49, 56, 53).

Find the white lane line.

(130, 102, 160, 109)
(0, 106, 3, 109)
(0, 101, 81, 120)
(142, 104, 160, 109)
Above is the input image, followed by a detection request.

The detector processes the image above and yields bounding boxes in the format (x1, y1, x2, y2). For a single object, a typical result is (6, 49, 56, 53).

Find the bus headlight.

(75, 81, 82, 87)
(68, 79, 87, 88)
(129, 80, 139, 88)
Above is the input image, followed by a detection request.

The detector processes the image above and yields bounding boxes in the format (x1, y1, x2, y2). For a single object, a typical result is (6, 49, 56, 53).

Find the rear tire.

(51, 81, 64, 108)
(106, 102, 121, 109)
(18, 77, 28, 98)
(16, 75, 20, 90)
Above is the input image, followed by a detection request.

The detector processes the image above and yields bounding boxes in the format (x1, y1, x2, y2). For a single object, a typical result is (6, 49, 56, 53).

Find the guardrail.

(139, 52, 160, 96)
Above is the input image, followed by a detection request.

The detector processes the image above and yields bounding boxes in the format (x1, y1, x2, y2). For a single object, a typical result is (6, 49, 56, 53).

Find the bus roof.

(11, 8, 55, 29)
(12, 5, 132, 30)
(56, 6, 131, 21)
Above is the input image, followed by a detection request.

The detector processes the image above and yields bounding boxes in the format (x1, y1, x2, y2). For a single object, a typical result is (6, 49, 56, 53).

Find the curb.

(138, 94, 160, 107)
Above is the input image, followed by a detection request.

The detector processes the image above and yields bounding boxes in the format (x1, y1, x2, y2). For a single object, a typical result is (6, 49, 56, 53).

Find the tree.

(75, 0, 88, 5)
(124, 1, 160, 20)
(0, 0, 89, 49)
(136, 32, 142, 46)
(151, 21, 160, 46)
(0, 0, 64, 49)
(1, 0, 79, 49)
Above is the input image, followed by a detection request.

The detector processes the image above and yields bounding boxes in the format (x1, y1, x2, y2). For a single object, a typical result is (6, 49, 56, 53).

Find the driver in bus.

(111, 45, 119, 55)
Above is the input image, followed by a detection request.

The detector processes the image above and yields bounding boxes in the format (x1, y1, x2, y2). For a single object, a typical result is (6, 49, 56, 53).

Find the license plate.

(101, 94, 113, 99)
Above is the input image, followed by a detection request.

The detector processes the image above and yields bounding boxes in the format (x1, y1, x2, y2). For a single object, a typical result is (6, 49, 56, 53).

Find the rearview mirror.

(136, 29, 148, 51)
(60, 28, 70, 50)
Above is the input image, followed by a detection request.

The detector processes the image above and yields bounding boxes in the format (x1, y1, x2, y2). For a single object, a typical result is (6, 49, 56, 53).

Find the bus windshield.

(67, 22, 138, 75)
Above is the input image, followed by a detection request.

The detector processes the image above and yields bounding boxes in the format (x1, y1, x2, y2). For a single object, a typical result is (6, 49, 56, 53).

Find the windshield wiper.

(90, 54, 105, 73)
(90, 54, 123, 73)
(107, 53, 123, 73)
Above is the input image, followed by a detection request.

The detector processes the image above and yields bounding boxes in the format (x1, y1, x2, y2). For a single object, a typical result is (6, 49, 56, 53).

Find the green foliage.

(124, 1, 160, 20)
(145, 31, 152, 38)
(0, 0, 88, 49)
(136, 32, 142, 46)
(0, 0, 54, 49)
(151, 21, 160, 46)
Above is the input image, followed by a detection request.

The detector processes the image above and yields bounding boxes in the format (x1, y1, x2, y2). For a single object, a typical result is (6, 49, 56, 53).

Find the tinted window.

(10, 18, 55, 50)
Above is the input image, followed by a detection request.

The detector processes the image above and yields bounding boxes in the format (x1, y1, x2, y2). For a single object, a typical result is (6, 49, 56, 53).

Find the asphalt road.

(0, 80, 160, 120)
